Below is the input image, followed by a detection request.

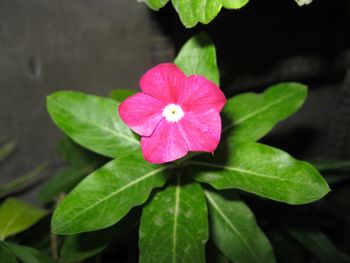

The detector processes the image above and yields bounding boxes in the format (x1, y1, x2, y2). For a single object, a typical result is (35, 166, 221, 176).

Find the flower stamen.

(163, 104, 184, 122)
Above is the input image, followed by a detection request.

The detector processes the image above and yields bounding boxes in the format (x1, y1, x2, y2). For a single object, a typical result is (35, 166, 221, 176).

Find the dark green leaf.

(60, 208, 140, 262)
(47, 91, 139, 158)
(205, 190, 276, 263)
(51, 152, 168, 234)
(5, 242, 55, 263)
(109, 89, 136, 102)
(0, 242, 18, 263)
(139, 177, 208, 263)
(174, 33, 219, 85)
(287, 228, 347, 263)
(0, 164, 46, 198)
(223, 83, 307, 144)
(191, 142, 330, 205)
(38, 167, 89, 203)
(0, 141, 16, 163)
(0, 198, 47, 240)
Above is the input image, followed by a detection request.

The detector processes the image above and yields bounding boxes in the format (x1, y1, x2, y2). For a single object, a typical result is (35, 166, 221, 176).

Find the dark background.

(1, 0, 350, 260)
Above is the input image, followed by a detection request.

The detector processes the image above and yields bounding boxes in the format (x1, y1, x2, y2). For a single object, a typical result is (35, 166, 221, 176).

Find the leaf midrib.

(50, 100, 139, 145)
(0, 205, 27, 240)
(55, 167, 167, 231)
(190, 161, 317, 188)
(205, 191, 260, 263)
(172, 176, 181, 263)
(224, 91, 298, 132)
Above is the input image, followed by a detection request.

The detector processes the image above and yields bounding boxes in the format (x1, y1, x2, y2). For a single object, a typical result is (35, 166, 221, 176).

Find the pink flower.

(119, 63, 226, 164)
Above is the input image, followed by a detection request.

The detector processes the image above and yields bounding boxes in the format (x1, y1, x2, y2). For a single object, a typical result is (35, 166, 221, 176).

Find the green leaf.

(0, 164, 46, 198)
(4, 242, 55, 263)
(60, 208, 140, 262)
(139, 177, 208, 263)
(109, 89, 136, 102)
(295, 0, 313, 6)
(206, 190, 276, 263)
(0, 242, 18, 263)
(0, 198, 47, 240)
(191, 142, 330, 205)
(51, 152, 168, 234)
(147, 0, 249, 28)
(222, 0, 249, 9)
(223, 83, 307, 144)
(38, 167, 89, 203)
(287, 228, 347, 263)
(145, 0, 169, 10)
(174, 33, 219, 85)
(47, 91, 139, 158)
(0, 141, 16, 163)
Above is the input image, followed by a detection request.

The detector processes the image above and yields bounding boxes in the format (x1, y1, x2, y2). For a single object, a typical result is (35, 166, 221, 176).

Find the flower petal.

(178, 109, 222, 152)
(180, 75, 226, 112)
(141, 119, 188, 164)
(140, 63, 186, 103)
(119, 92, 164, 136)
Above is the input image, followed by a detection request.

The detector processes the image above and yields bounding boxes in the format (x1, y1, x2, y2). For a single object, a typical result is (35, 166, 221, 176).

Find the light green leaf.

(109, 89, 136, 102)
(0, 198, 47, 240)
(0, 141, 16, 163)
(0, 164, 46, 198)
(191, 142, 330, 205)
(47, 91, 139, 158)
(295, 0, 313, 6)
(139, 177, 208, 263)
(0, 242, 18, 263)
(223, 83, 307, 144)
(287, 228, 347, 263)
(145, 0, 249, 28)
(145, 0, 169, 10)
(175, 33, 219, 85)
(222, 0, 249, 9)
(205, 190, 276, 263)
(4, 242, 55, 263)
(38, 167, 89, 203)
(51, 152, 168, 234)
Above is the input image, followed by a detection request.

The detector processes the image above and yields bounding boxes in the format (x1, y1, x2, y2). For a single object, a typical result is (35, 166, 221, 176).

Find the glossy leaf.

(51, 152, 168, 234)
(38, 167, 89, 203)
(0, 198, 47, 240)
(139, 177, 208, 263)
(223, 83, 307, 144)
(175, 33, 219, 85)
(0, 242, 18, 263)
(47, 91, 139, 158)
(145, 0, 249, 28)
(0, 141, 16, 163)
(205, 190, 276, 263)
(0, 164, 46, 198)
(191, 142, 330, 205)
(4, 242, 55, 263)
(287, 228, 346, 263)
(109, 89, 136, 102)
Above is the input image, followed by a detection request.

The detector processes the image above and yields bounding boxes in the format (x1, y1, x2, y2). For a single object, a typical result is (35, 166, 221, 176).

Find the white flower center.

(162, 104, 184, 122)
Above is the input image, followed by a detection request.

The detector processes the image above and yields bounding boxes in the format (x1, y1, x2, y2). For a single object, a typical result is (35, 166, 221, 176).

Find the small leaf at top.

(0, 198, 47, 240)
(4, 242, 55, 263)
(47, 91, 139, 159)
(51, 151, 168, 234)
(109, 89, 136, 102)
(145, 0, 169, 10)
(175, 33, 219, 85)
(139, 176, 208, 263)
(191, 142, 330, 205)
(223, 82, 307, 144)
(205, 190, 276, 263)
